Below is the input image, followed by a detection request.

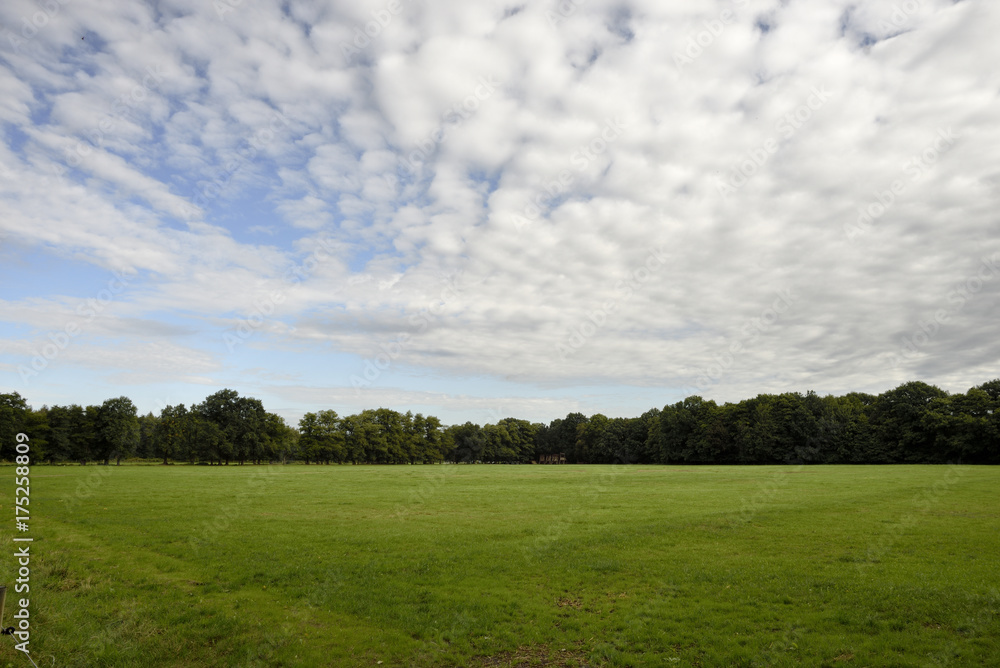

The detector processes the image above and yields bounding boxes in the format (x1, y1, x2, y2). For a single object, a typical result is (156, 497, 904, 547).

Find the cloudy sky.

(1, 0, 998, 426)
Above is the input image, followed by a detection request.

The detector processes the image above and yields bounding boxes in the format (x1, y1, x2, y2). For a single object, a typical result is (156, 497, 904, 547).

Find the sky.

(1, 0, 998, 427)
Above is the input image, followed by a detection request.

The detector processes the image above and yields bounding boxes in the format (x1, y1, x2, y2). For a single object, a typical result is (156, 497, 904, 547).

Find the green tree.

(575, 414, 611, 463)
(23, 408, 51, 462)
(421, 414, 446, 462)
(42, 405, 70, 462)
(631, 408, 661, 464)
(499, 417, 536, 463)
(545, 412, 588, 462)
(74, 405, 101, 464)
(263, 412, 297, 463)
(190, 415, 227, 464)
(298, 412, 322, 464)
(653, 396, 719, 463)
(0, 392, 29, 460)
(923, 388, 997, 463)
(137, 411, 159, 459)
(447, 422, 485, 463)
(96, 396, 140, 465)
(373, 408, 407, 463)
(298, 410, 343, 464)
(481, 419, 534, 463)
(406, 412, 426, 463)
(870, 381, 948, 463)
(806, 393, 876, 463)
(156, 404, 190, 465)
(339, 414, 364, 463)
(194, 389, 268, 464)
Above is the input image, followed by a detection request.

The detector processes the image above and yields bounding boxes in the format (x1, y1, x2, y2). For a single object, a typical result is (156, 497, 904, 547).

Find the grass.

(1, 464, 998, 667)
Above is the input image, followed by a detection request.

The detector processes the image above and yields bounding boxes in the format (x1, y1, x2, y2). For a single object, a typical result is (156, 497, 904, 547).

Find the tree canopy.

(2, 379, 998, 465)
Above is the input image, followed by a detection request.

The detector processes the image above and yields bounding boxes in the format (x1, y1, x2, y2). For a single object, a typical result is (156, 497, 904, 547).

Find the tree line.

(0, 389, 296, 465)
(1, 380, 998, 465)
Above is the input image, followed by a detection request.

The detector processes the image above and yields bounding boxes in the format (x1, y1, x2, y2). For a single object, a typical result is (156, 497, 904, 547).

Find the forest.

(1, 380, 998, 466)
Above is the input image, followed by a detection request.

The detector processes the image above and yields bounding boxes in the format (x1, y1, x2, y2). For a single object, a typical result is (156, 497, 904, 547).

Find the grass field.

(1, 464, 998, 667)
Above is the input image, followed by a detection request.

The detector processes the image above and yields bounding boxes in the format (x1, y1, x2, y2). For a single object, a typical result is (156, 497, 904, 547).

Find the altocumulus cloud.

(1, 0, 999, 424)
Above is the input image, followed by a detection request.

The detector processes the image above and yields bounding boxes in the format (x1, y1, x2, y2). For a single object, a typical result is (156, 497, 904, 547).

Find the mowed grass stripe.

(2, 465, 998, 667)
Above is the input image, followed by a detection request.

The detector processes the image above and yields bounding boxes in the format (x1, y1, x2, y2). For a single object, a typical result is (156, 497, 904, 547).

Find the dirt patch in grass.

(477, 643, 592, 667)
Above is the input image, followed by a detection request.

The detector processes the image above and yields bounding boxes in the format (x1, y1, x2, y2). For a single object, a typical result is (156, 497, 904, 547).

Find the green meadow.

(1, 464, 998, 667)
